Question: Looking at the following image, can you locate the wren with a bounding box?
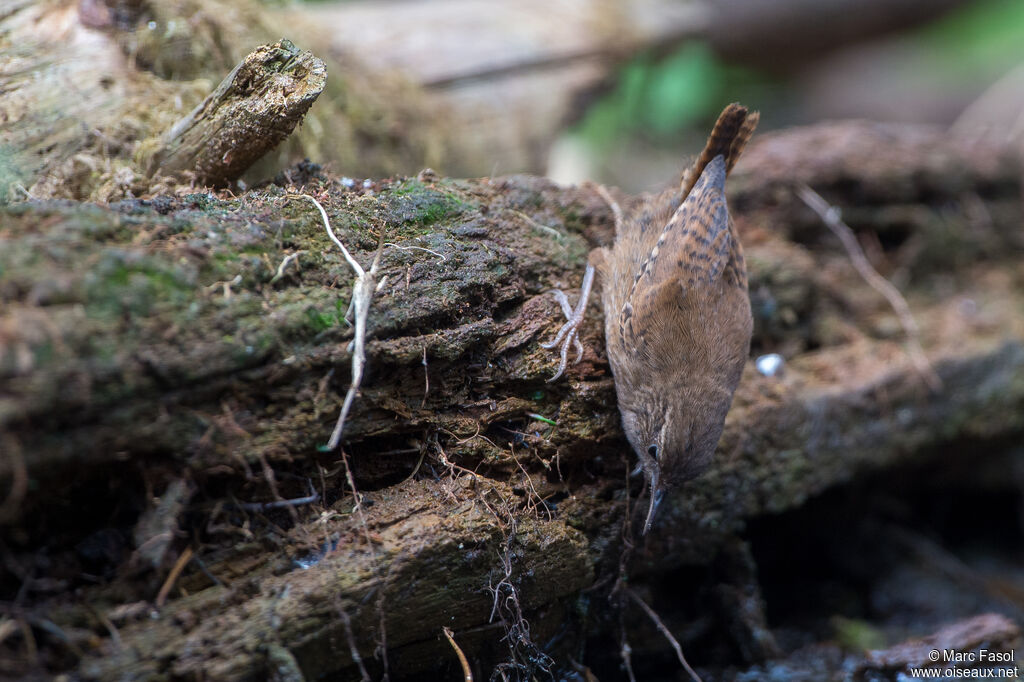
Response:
[543,103,759,533]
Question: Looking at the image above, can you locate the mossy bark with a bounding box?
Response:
[1,122,1022,680]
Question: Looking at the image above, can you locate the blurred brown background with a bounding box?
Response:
[304,0,1024,189]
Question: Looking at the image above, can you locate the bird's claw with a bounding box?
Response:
[540,264,596,382]
[541,312,584,382]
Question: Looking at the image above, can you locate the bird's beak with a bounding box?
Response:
[641,465,663,535]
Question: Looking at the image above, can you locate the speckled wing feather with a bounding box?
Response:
[589,103,758,373]
[617,156,730,354]
[627,155,729,300]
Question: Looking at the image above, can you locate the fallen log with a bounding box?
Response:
[0,121,1022,679]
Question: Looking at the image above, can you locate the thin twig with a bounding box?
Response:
[623,585,703,682]
[383,242,446,261]
[421,345,430,407]
[192,554,226,587]
[239,481,319,511]
[592,184,623,230]
[19,618,37,664]
[205,274,242,300]
[294,193,384,449]
[615,461,639,682]
[443,627,474,682]
[300,193,364,276]
[796,184,941,391]
[0,618,16,646]
[35,617,84,657]
[337,604,372,682]
[155,547,194,608]
[513,210,566,244]
[399,447,428,486]
[620,623,637,682]
[508,446,552,522]
[377,563,392,682]
[257,453,300,527]
[434,438,484,479]
[83,602,122,650]
[269,250,307,284]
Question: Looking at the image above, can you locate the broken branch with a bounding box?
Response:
[152,39,326,185]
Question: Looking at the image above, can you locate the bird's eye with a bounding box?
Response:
[647,444,658,459]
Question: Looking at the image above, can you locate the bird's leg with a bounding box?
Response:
[541,262,595,382]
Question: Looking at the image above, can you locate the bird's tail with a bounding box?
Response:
[680,102,759,199]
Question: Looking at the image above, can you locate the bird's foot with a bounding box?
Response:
[540,264,595,382]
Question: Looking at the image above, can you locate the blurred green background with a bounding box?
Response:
[550,0,1024,190]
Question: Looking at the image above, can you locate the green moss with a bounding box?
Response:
[387,179,469,229]
[84,253,195,318]
[832,616,887,652]
[390,179,428,197]
[419,201,455,224]
[304,297,349,332]
[182,193,223,210]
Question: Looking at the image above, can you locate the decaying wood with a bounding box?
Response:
[859,613,1022,677]
[1,122,1022,679]
[0,0,460,202]
[150,40,326,186]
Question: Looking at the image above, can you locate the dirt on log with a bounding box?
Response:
[0,122,1022,679]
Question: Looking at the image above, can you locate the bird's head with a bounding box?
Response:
[618,371,739,534]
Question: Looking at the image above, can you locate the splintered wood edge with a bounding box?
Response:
[153,39,327,185]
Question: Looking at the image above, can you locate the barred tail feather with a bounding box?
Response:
[681,103,759,199]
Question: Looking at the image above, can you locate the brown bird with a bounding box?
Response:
[543,103,759,533]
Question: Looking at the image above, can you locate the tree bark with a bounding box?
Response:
[1,122,1022,680]
[150,40,326,186]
